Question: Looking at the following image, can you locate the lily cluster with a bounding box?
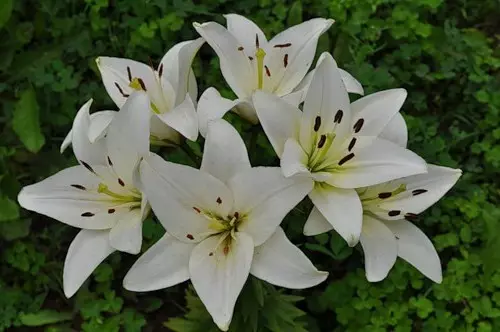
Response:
[17,14,461,331]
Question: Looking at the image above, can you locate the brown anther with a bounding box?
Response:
[71,184,86,190]
[353,118,365,133]
[223,245,229,256]
[274,43,292,48]
[378,192,392,199]
[118,178,125,187]
[107,156,113,166]
[248,56,254,61]
[348,137,357,152]
[412,189,428,196]
[334,110,344,124]
[388,210,401,217]
[209,252,214,256]
[138,78,147,91]
[158,63,164,77]
[265,65,271,77]
[404,213,419,221]
[186,234,194,240]
[338,153,355,166]
[127,66,132,81]
[216,197,222,204]
[234,212,239,219]
[238,46,244,51]
[317,135,327,148]
[255,34,260,48]
[108,209,116,214]
[283,54,289,68]
[193,207,201,213]
[81,212,95,217]
[114,82,129,97]
[80,160,95,174]
[314,116,321,132]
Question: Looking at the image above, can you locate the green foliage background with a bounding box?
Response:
[1,0,499,331]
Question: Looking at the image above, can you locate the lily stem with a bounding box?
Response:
[179,141,201,168]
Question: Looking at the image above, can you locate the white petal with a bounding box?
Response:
[384,219,442,283]
[88,110,116,143]
[193,21,254,99]
[108,209,143,254]
[124,233,194,291]
[228,167,313,245]
[60,130,73,153]
[309,185,362,246]
[155,95,198,141]
[280,90,304,107]
[233,101,259,124]
[106,92,151,186]
[379,112,408,147]
[251,227,328,288]
[339,68,364,95]
[17,166,129,230]
[96,56,156,108]
[159,38,205,106]
[265,18,334,95]
[224,14,267,54]
[350,89,407,137]
[360,215,398,282]
[252,90,301,157]
[149,114,181,144]
[329,138,428,189]
[377,164,461,216]
[201,119,251,183]
[300,53,351,152]
[281,138,310,177]
[190,232,253,331]
[303,207,334,236]
[197,88,241,138]
[71,99,106,166]
[139,153,233,242]
[63,229,115,297]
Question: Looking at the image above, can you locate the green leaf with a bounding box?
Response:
[19,310,73,326]
[12,88,45,153]
[287,1,303,26]
[0,0,12,30]
[0,218,30,240]
[0,195,19,222]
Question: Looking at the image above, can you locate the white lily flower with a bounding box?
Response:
[303,110,462,282]
[194,14,364,137]
[18,92,151,298]
[96,38,204,143]
[124,119,326,331]
[253,52,428,246]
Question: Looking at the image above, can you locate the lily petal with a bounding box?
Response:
[379,112,408,147]
[228,167,313,245]
[96,57,156,108]
[376,165,461,217]
[309,184,362,246]
[197,88,242,138]
[201,119,251,183]
[281,138,310,177]
[253,90,301,157]
[300,53,351,153]
[329,138,427,189]
[159,38,205,106]
[360,215,398,282]
[106,92,151,186]
[108,209,143,254]
[155,95,198,141]
[224,14,267,55]
[190,232,254,331]
[384,219,442,283]
[71,99,106,166]
[63,229,115,297]
[303,207,334,236]
[17,166,128,230]
[350,89,407,137]
[124,233,194,291]
[251,227,328,288]
[139,153,233,243]
[88,110,116,143]
[194,21,254,99]
[265,18,334,96]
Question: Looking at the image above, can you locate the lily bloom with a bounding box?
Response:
[253,52,428,246]
[194,14,363,137]
[18,92,151,297]
[124,120,326,331]
[304,114,462,282]
[96,38,204,144]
